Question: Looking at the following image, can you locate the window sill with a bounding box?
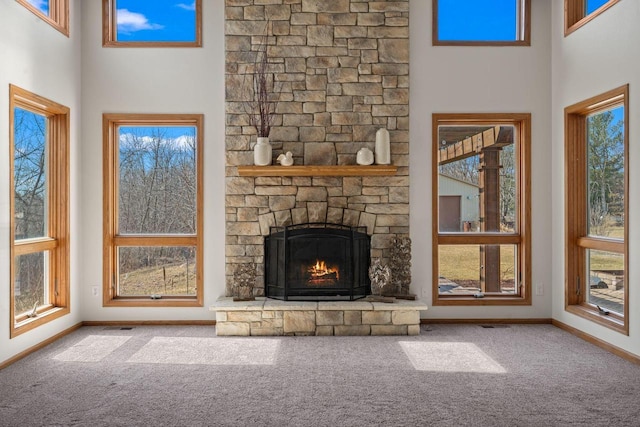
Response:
[433,295,531,306]
[12,307,70,338]
[104,297,203,308]
[566,304,628,335]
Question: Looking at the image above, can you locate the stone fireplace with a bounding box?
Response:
[265,223,370,300]
[225,0,410,297]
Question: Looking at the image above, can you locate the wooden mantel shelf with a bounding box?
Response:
[237,165,398,177]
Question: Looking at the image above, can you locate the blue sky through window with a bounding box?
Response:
[438,0,518,42]
[116,0,197,42]
[611,106,624,125]
[594,106,624,131]
[587,0,610,15]
[26,0,49,15]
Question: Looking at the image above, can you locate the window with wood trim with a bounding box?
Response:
[432,114,531,306]
[102,0,202,47]
[10,85,70,338]
[16,0,69,36]
[103,114,203,307]
[565,0,620,36]
[565,85,628,334]
[433,0,530,46]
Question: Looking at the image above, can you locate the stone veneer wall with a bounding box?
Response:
[212,298,426,336]
[225,0,410,296]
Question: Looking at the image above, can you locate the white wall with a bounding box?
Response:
[79,0,226,321]
[410,0,553,319]
[0,1,82,364]
[551,1,640,355]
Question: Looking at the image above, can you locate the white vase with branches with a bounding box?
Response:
[244,22,279,166]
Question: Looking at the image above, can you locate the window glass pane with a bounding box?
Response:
[437,0,519,42]
[438,244,517,295]
[115,0,197,42]
[587,106,624,239]
[587,249,624,315]
[438,126,516,233]
[26,0,49,15]
[14,251,49,316]
[118,126,197,234]
[586,0,610,15]
[14,107,48,240]
[117,247,196,296]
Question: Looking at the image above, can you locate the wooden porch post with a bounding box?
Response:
[479,148,501,292]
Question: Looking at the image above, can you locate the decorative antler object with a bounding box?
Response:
[368,258,391,296]
[233,262,256,301]
[389,236,412,295]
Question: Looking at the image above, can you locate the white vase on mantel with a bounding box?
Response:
[375,128,390,165]
[254,137,272,166]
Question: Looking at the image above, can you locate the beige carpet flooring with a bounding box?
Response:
[1,324,639,426]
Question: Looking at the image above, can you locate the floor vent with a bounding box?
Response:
[479,325,510,329]
[103,326,134,331]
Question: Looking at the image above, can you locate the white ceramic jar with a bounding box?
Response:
[254,137,272,166]
[356,147,374,165]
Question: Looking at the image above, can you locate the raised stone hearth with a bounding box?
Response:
[210,298,427,336]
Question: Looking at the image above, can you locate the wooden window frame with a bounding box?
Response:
[565,0,620,36]
[103,114,204,307]
[432,0,531,47]
[432,113,532,306]
[16,0,69,37]
[565,85,629,335]
[9,85,70,338]
[102,0,202,48]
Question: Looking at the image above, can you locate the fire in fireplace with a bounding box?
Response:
[307,259,339,284]
[264,223,371,301]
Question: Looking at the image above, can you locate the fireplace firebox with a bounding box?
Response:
[264,223,371,301]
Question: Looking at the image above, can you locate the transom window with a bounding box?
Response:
[565,85,628,334]
[16,0,69,36]
[565,0,620,36]
[102,0,202,47]
[432,113,531,305]
[10,85,70,337]
[103,114,204,307]
[432,0,530,46]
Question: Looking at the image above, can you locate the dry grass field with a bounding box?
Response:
[119,262,196,296]
[438,245,515,292]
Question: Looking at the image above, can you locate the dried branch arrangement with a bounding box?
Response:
[243,22,279,138]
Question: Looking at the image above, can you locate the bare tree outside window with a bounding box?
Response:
[13,108,48,315]
[115,126,198,297]
[14,108,47,241]
[118,127,197,235]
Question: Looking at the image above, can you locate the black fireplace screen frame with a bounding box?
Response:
[264,223,371,301]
